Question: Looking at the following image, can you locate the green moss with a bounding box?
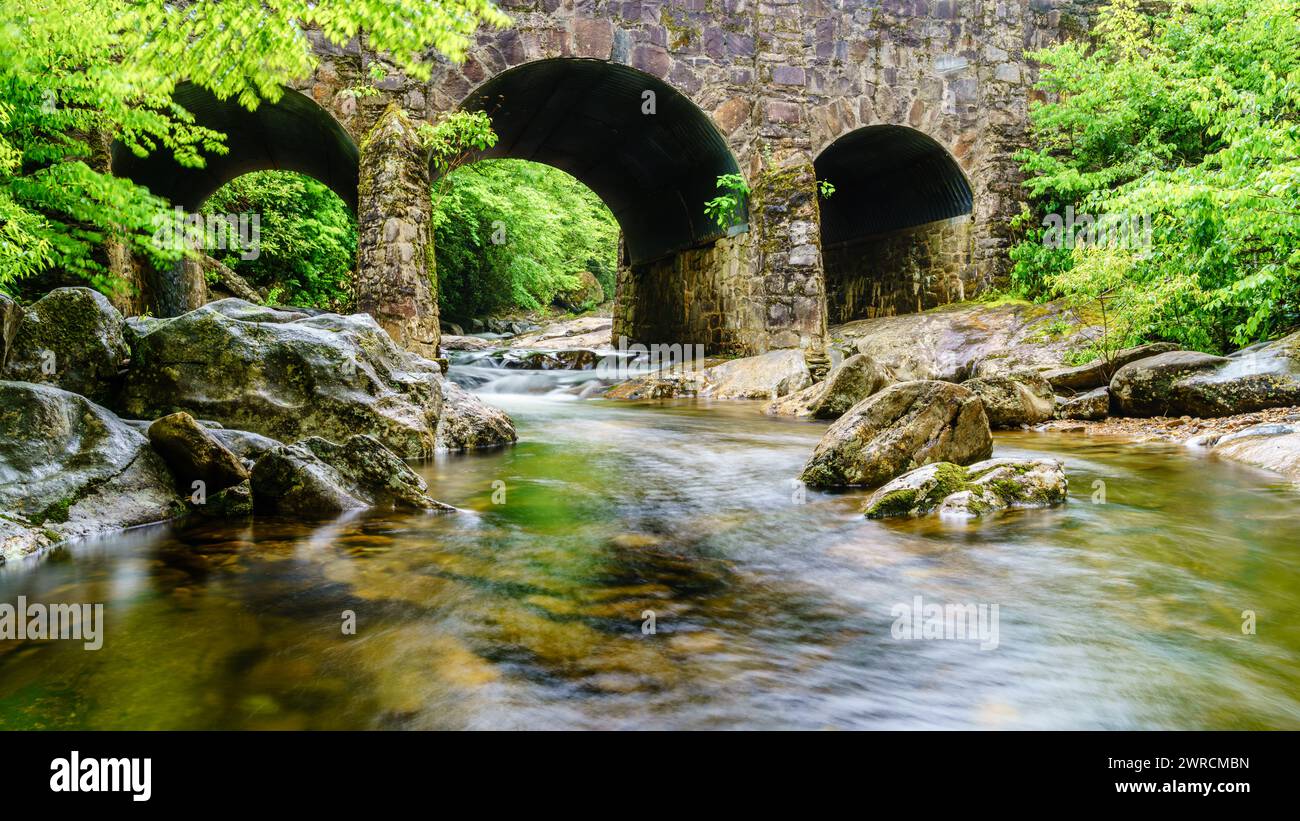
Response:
[865,487,919,519]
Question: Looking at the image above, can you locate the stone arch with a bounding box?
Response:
[456,57,744,265]
[813,124,974,323]
[112,83,359,212]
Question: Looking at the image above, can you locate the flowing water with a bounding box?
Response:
[2,358,1298,729]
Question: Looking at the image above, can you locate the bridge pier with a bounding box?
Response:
[354,104,440,358]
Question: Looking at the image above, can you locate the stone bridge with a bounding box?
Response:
[112,0,1096,357]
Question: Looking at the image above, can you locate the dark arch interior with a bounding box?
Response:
[112,84,359,212]
[460,58,743,265]
[814,125,972,247]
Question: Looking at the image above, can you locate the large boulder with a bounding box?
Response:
[1109,351,1228,417]
[1044,342,1182,393]
[437,381,517,451]
[552,271,605,311]
[764,353,894,418]
[799,380,993,488]
[837,301,1091,383]
[118,299,447,458]
[147,412,249,493]
[961,373,1056,428]
[3,287,129,404]
[700,349,811,400]
[1207,423,1300,483]
[1055,386,1110,421]
[507,316,613,350]
[865,458,1068,519]
[0,381,180,544]
[250,434,452,517]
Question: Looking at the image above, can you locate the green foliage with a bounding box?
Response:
[704,173,750,231]
[1011,0,1300,353]
[202,171,356,310]
[0,0,508,296]
[422,111,498,179]
[818,179,836,199]
[432,159,620,320]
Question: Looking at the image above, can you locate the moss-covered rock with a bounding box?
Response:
[0,381,180,547]
[553,271,606,311]
[865,457,1068,519]
[3,287,129,404]
[147,411,249,493]
[249,434,453,517]
[961,373,1055,428]
[799,380,992,488]
[437,381,517,451]
[118,299,446,457]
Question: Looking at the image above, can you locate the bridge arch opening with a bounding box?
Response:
[458,57,744,266]
[112,83,359,213]
[815,125,973,323]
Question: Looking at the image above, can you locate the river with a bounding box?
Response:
[1,358,1297,729]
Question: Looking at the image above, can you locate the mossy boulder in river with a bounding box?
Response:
[147,412,249,494]
[118,299,446,458]
[961,373,1056,428]
[865,458,1068,519]
[799,380,993,488]
[250,434,453,517]
[1108,341,1300,418]
[766,353,894,418]
[0,381,180,550]
[437,381,518,451]
[2,287,129,405]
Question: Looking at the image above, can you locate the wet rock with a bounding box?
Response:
[1044,342,1182,393]
[3,287,129,404]
[440,334,499,352]
[552,271,605,310]
[436,381,517,451]
[504,349,601,370]
[198,482,255,518]
[147,412,249,493]
[799,380,993,488]
[604,374,701,400]
[118,299,445,457]
[250,434,452,517]
[208,428,283,462]
[700,349,811,400]
[1107,350,1257,417]
[837,301,1091,383]
[764,353,894,418]
[865,458,1068,519]
[1209,423,1300,483]
[0,381,181,544]
[1,513,55,565]
[961,373,1055,428]
[507,316,613,350]
[1055,386,1110,421]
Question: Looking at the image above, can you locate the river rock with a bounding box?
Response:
[1208,423,1300,483]
[208,428,283,462]
[961,373,1056,428]
[837,301,1091,383]
[250,434,452,517]
[764,353,894,418]
[1,513,55,565]
[1044,342,1182,393]
[508,316,613,350]
[1055,386,1110,421]
[147,412,249,493]
[437,381,517,451]
[864,458,1068,519]
[799,380,993,488]
[118,299,446,457]
[0,381,180,544]
[553,271,605,310]
[1106,347,1300,418]
[2,287,129,405]
[604,373,701,400]
[700,349,811,400]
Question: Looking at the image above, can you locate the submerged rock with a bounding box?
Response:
[147,412,249,493]
[437,381,517,451]
[3,287,129,404]
[0,381,180,545]
[865,458,1068,519]
[1055,386,1110,421]
[118,299,445,457]
[961,373,1056,428]
[799,380,993,488]
[250,434,452,517]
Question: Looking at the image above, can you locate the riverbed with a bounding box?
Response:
[1,363,1297,729]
